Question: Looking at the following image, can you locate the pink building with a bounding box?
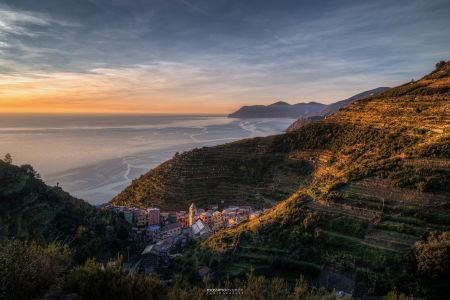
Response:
[147,207,160,225]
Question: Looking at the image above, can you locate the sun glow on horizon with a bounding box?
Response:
[0,66,248,114]
[0,66,353,114]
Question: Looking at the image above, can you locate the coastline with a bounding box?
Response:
[42,117,295,204]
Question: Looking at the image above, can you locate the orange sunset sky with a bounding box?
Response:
[1,1,449,114]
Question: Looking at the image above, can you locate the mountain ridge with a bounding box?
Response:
[228,87,389,118]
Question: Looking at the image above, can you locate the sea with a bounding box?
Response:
[0,114,295,205]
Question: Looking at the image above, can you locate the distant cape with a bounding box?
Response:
[228,87,389,119]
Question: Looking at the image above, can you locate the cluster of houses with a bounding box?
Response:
[179,203,262,235]
[106,203,262,274]
[107,203,262,242]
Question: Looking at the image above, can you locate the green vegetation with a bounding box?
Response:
[414,232,450,295]
[198,62,450,298]
[0,240,348,300]
[0,160,130,263]
[112,137,314,210]
[1,61,449,298]
[0,240,70,300]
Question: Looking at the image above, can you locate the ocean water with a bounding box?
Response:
[0,114,295,204]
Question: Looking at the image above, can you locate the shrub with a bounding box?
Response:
[0,240,71,300]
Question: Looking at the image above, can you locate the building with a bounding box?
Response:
[176,211,189,228]
[159,222,182,239]
[145,225,160,240]
[168,211,177,223]
[139,238,172,274]
[227,218,237,226]
[191,219,212,240]
[160,212,169,223]
[234,212,248,223]
[123,210,133,224]
[134,210,148,227]
[199,211,213,227]
[147,207,160,225]
[222,206,239,214]
[208,204,218,211]
[212,211,223,231]
[189,203,197,226]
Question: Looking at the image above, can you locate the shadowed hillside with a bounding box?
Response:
[0,160,130,262]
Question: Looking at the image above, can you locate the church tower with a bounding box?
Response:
[189,202,197,227]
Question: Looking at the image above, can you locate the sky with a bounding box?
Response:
[0,0,449,114]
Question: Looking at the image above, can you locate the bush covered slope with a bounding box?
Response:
[0,161,129,262]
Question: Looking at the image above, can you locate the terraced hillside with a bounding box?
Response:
[111,62,449,296]
[112,137,314,210]
[199,62,450,297]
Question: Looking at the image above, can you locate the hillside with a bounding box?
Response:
[228,101,326,118]
[228,87,388,119]
[201,62,450,297]
[320,87,389,116]
[285,115,323,133]
[112,137,314,210]
[0,160,129,262]
[111,62,449,296]
[113,87,390,211]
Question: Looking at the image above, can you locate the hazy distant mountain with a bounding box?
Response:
[228,87,389,118]
[228,101,327,118]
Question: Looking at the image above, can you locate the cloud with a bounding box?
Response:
[0,0,449,113]
[0,8,53,36]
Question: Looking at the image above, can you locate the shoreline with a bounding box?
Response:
[44,118,295,205]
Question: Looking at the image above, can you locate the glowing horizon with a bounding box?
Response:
[1,0,449,114]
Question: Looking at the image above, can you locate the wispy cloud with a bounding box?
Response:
[0,9,52,36]
[0,0,449,113]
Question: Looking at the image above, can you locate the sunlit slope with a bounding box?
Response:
[112,136,314,211]
[202,62,450,296]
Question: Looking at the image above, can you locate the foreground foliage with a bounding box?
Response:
[0,240,352,300]
[0,160,130,263]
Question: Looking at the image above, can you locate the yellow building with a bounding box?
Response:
[189,203,197,227]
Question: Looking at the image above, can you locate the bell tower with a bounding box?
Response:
[189,202,197,226]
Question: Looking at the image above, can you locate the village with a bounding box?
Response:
[105,203,264,274]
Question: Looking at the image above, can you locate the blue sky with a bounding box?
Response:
[0,0,449,113]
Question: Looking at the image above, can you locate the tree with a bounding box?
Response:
[414,232,450,296]
[63,257,167,300]
[435,60,446,69]
[3,153,12,164]
[415,232,450,281]
[383,290,421,300]
[0,240,71,300]
[20,164,37,177]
